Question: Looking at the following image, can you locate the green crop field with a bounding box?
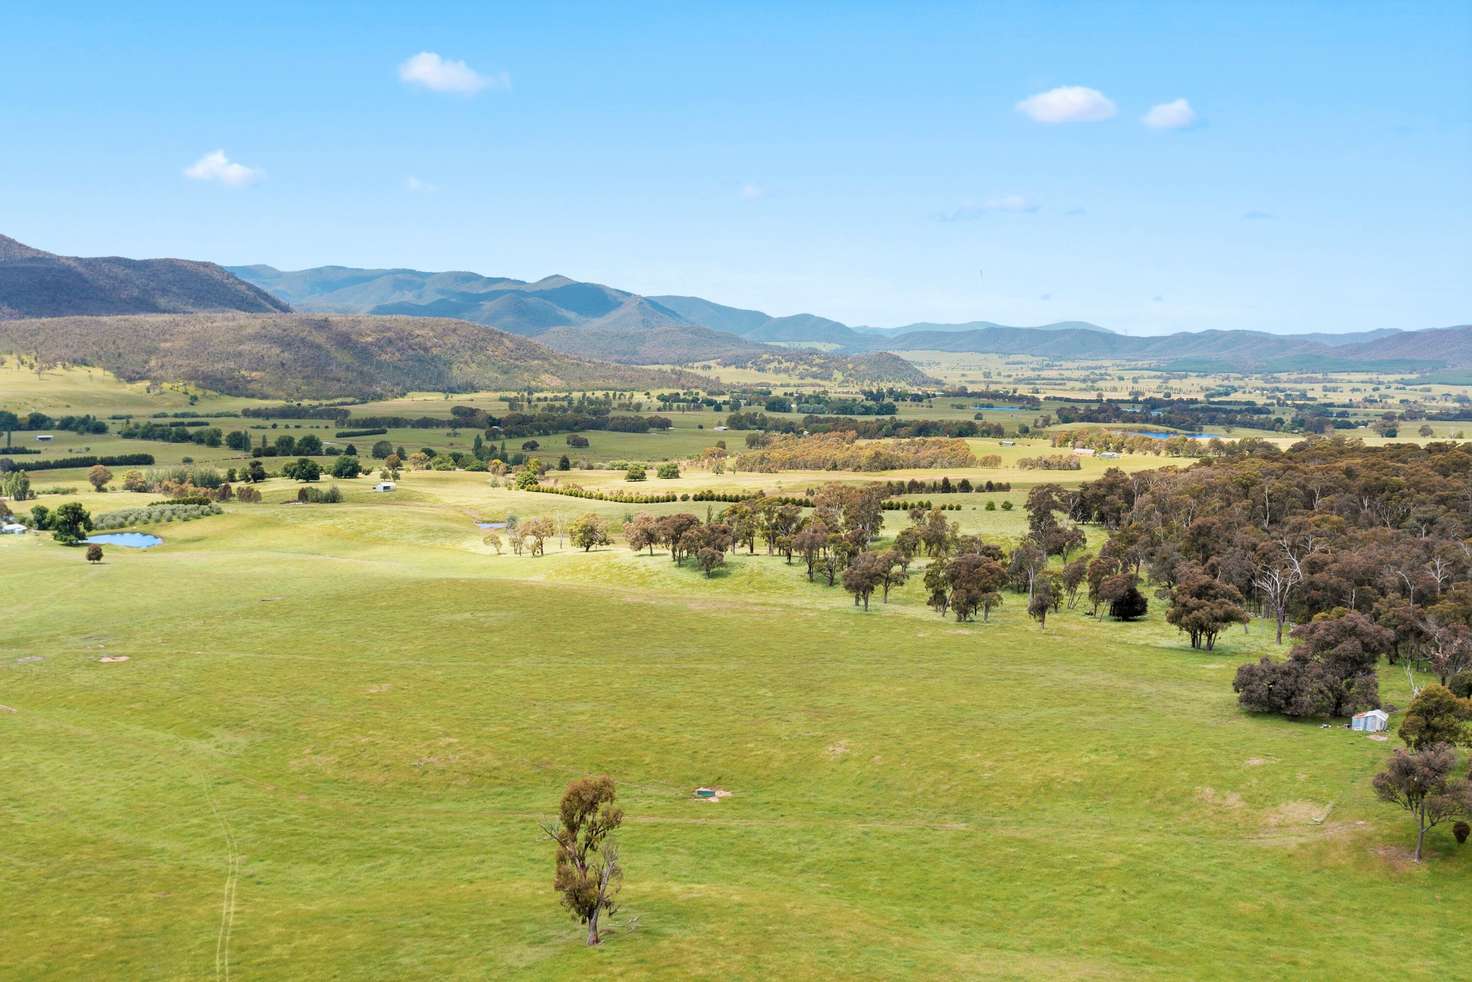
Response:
[5,460,1471,980]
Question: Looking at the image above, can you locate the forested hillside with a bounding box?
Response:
[0,313,699,399]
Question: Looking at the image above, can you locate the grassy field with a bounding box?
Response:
[5,464,1472,980]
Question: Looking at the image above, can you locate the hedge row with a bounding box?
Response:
[526,484,815,508]
[335,428,389,438]
[0,453,155,473]
[877,478,1014,495]
[529,485,681,504]
[880,500,963,511]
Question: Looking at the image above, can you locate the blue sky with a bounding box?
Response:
[2,1,1468,335]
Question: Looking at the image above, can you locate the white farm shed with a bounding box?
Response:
[373,481,396,492]
[2,522,28,535]
[1351,709,1389,733]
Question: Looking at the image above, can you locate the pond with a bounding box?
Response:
[85,532,163,549]
[475,522,508,530]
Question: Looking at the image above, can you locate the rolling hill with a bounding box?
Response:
[229,264,936,380]
[228,261,1470,374]
[0,235,289,319]
[0,313,699,400]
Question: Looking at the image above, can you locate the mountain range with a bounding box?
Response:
[0,235,1465,379]
[231,262,1469,372]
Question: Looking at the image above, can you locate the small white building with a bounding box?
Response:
[1351,709,1389,733]
[1098,451,1121,459]
[373,481,396,492]
[35,434,53,442]
[2,522,28,535]
[1000,439,1016,446]
[1072,447,1096,456]
[712,425,728,432]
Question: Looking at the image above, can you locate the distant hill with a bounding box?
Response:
[233,264,692,339]
[0,313,698,400]
[881,323,1472,371]
[0,235,289,319]
[233,264,933,382]
[230,261,1466,374]
[855,319,1118,337]
[714,350,938,386]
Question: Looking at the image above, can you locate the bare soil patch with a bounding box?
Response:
[1263,800,1331,826]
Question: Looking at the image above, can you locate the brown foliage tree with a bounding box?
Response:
[1372,745,1472,862]
[540,776,624,944]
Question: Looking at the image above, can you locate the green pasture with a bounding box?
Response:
[4,468,1470,980]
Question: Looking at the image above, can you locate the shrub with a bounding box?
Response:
[1448,671,1472,699]
[656,462,680,479]
[86,544,103,564]
[1455,821,1470,845]
[1109,586,1149,621]
[297,485,343,503]
[1000,500,1014,511]
[625,464,647,482]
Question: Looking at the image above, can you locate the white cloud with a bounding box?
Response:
[739,182,765,200]
[405,176,438,193]
[1242,210,1277,221]
[398,51,507,94]
[1142,98,1197,129]
[980,194,1039,213]
[1016,86,1117,123]
[936,194,1040,221]
[183,150,262,187]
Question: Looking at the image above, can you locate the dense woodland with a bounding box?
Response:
[1066,439,1472,715]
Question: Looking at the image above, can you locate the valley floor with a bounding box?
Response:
[4,472,1470,979]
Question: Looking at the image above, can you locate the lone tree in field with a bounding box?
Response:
[1372,745,1472,862]
[85,543,103,564]
[87,464,113,492]
[568,513,611,552]
[541,775,624,945]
